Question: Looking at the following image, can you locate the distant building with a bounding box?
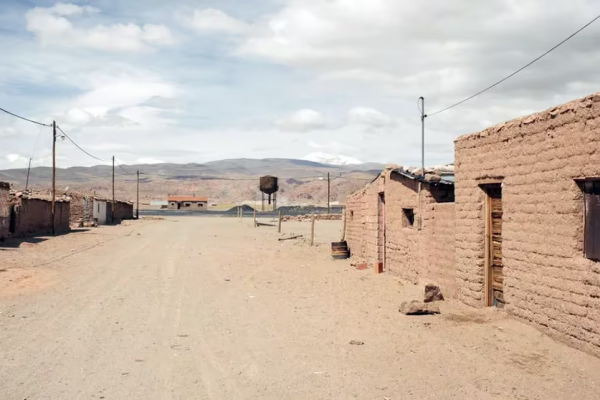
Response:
[168,195,208,210]
[150,200,168,209]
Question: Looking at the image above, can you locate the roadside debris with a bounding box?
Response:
[424,284,444,303]
[278,235,303,241]
[399,300,441,315]
[349,340,365,345]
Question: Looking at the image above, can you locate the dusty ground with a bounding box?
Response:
[1,216,599,399]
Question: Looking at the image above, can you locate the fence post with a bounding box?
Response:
[311,214,315,246]
[342,206,347,241]
[278,211,282,233]
[254,209,257,228]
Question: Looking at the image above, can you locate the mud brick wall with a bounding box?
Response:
[0,182,10,240]
[110,202,134,222]
[345,178,381,265]
[69,195,94,224]
[385,171,457,296]
[455,93,600,357]
[345,172,457,295]
[13,199,70,237]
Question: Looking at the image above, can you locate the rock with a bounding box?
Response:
[399,300,440,315]
[424,284,444,303]
[424,174,441,182]
[349,340,364,345]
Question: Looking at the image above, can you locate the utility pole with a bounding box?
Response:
[327,172,330,214]
[136,170,140,219]
[419,97,426,177]
[51,121,56,235]
[25,158,32,191]
[112,156,115,224]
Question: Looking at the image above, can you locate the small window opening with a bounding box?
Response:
[403,208,415,228]
[578,179,600,261]
[198,203,203,207]
[350,210,354,219]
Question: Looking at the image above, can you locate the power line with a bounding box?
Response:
[428,13,600,117]
[56,126,105,162]
[115,159,135,175]
[0,106,52,127]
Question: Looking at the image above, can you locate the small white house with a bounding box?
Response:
[93,199,108,225]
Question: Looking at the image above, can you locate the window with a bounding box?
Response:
[184,202,191,207]
[403,208,415,228]
[579,179,600,261]
[350,210,354,219]
[198,203,203,207]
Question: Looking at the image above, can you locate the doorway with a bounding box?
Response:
[377,193,386,273]
[482,184,503,307]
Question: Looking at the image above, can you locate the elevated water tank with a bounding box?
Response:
[260,176,279,195]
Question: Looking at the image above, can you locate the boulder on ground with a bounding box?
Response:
[399,300,440,315]
[424,284,444,303]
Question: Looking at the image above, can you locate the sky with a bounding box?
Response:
[1,0,599,169]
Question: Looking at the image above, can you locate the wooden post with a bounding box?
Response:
[254,209,257,228]
[278,211,282,233]
[342,206,347,241]
[136,170,140,219]
[51,121,56,235]
[311,214,315,246]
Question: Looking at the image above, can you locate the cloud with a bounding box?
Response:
[25,3,173,52]
[277,109,326,132]
[189,9,249,34]
[347,107,393,128]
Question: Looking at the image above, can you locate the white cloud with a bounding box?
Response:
[347,107,393,128]
[189,9,249,34]
[25,3,173,52]
[6,154,28,164]
[136,157,166,164]
[277,109,326,132]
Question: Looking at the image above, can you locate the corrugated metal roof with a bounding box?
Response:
[393,169,455,186]
[168,196,208,202]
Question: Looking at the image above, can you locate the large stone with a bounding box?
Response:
[399,300,440,315]
[424,284,444,303]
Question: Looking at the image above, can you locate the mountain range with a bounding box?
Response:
[0,158,384,207]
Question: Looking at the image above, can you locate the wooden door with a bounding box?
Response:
[484,184,503,307]
[377,193,386,273]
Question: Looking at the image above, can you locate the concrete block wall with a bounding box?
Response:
[455,92,600,357]
[0,182,10,240]
[13,199,70,237]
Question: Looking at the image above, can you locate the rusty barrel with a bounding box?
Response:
[331,241,349,260]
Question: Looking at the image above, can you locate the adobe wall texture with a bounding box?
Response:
[455,92,600,357]
[345,177,381,266]
[13,199,70,237]
[384,171,457,296]
[109,201,134,222]
[69,194,94,225]
[345,172,457,296]
[0,182,10,240]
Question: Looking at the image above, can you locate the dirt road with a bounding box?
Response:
[1,217,600,399]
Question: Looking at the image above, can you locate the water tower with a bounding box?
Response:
[259,176,279,211]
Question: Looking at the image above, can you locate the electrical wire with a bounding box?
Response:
[0,106,52,127]
[116,159,136,175]
[427,13,600,117]
[56,126,105,162]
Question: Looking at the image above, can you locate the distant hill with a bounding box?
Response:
[0,158,385,207]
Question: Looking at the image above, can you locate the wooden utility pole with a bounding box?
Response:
[136,170,140,219]
[51,121,56,235]
[25,158,32,191]
[278,211,282,233]
[342,206,347,241]
[311,214,315,246]
[112,156,115,223]
[327,172,330,214]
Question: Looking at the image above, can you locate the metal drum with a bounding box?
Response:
[331,241,350,260]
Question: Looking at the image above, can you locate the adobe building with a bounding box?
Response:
[345,166,457,294]
[168,195,208,210]
[9,194,70,237]
[454,92,600,357]
[345,91,600,357]
[92,198,134,225]
[0,181,10,240]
